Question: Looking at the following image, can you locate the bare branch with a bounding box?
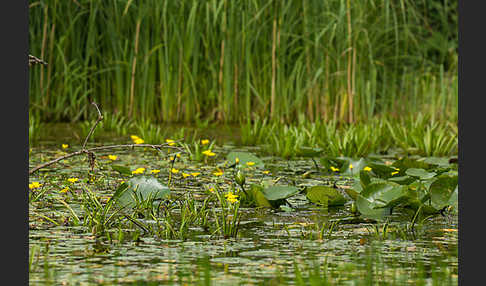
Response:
[29,143,183,175]
[82,102,104,150]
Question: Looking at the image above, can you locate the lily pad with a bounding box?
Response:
[420,157,450,167]
[111,165,132,176]
[226,151,265,169]
[306,186,347,207]
[296,147,324,157]
[359,182,409,210]
[112,176,170,209]
[356,195,392,220]
[393,157,430,171]
[388,175,417,185]
[246,184,272,208]
[340,157,369,175]
[262,185,300,201]
[429,175,458,210]
[405,168,436,180]
[367,162,397,179]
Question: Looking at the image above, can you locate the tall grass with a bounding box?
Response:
[241,115,457,157]
[29,0,457,124]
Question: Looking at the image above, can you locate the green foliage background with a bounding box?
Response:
[29,0,457,124]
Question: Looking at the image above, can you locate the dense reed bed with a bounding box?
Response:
[29,0,457,124]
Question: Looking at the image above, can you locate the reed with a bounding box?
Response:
[29,0,457,124]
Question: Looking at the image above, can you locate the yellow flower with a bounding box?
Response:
[213,169,223,176]
[132,167,145,174]
[330,166,340,172]
[391,171,399,176]
[263,170,270,175]
[182,173,191,178]
[29,182,42,190]
[171,168,179,174]
[202,150,216,157]
[191,172,201,177]
[130,135,144,144]
[201,139,210,145]
[363,166,372,172]
[60,187,69,193]
[165,139,176,146]
[134,138,144,144]
[349,164,354,169]
[235,157,240,164]
[151,169,161,174]
[61,144,69,149]
[225,192,239,203]
[67,178,79,183]
[246,161,255,166]
[208,187,215,193]
[108,155,118,161]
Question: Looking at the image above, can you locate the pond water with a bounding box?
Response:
[29,126,458,285]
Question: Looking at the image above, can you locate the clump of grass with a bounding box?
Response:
[240,115,457,158]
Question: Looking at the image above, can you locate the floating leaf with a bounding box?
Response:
[262,185,300,201]
[111,165,132,176]
[405,168,436,180]
[393,157,430,171]
[356,195,392,220]
[340,157,368,175]
[226,151,264,168]
[306,186,347,206]
[246,184,272,208]
[430,175,458,210]
[320,157,347,172]
[296,147,323,158]
[359,182,408,210]
[420,157,450,167]
[448,186,458,206]
[388,175,417,185]
[367,162,397,178]
[113,176,170,209]
[359,170,371,187]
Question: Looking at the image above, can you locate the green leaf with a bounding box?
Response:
[393,157,430,171]
[247,184,272,208]
[320,157,347,172]
[405,168,436,180]
[360,182,409,209]
[113,176,170,209]
[356,195,392,220]
[306,186,347,206]
[296,147,323,158]
[420,157,450,167]
[430,175,458,210]
[226,151,264,169]
[388,175,417,185]
[367,162,397,179]
[359,170,371,187]
[448,186,458,206]
[262,185,300,201]
[111,165,132,176]
[340,157,368,175]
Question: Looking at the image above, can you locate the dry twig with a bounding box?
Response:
[29,103,183,175]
